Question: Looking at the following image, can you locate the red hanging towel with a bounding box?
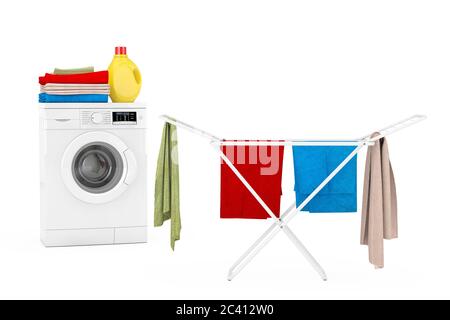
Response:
[39,71,109,85]
[220,141,284,219]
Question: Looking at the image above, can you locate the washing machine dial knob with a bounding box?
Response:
[91,112,104,124]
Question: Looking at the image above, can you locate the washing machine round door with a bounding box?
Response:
[61,132,137,204]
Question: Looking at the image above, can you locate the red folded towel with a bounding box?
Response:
[39,71,109,85]
[220,142,284,219]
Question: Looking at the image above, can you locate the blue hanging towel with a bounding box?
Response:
[292,146,357,213]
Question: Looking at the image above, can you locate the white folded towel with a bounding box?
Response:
[40,83,110,95]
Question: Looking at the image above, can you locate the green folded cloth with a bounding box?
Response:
[53,66,95,75]
[154,123,181,250]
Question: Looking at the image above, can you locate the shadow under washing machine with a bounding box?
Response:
[39,103,147,247]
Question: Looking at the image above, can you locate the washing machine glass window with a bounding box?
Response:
[72,142,124,194]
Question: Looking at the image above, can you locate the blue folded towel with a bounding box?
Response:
[292,146,357,213]
[39,93,108,103]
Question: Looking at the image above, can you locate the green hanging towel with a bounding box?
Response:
[154,123,181,250]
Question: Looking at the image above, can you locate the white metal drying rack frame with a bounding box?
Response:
[160,114,426,281]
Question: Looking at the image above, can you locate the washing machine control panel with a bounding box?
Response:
[91,112,105,124]
[112,112,137,125]
[80,110,144,128]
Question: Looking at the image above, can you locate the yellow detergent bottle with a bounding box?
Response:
[108,46,142,102]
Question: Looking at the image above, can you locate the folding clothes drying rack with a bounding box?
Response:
[160,114,426,281]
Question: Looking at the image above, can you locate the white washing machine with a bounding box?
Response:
[40,103,147,247]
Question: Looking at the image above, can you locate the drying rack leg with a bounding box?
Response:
[282,225,327,281]
[227,222,280,281]
[227,204,327,281]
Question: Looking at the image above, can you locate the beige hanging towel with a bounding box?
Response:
[360,133,398,268]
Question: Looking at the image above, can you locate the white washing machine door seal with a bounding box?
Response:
[61,131,137,204]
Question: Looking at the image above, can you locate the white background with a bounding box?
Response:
[0,0,448,299]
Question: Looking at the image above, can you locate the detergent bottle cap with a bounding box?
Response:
[115,46,127,55]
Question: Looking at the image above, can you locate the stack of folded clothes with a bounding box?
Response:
[39,67,110,103]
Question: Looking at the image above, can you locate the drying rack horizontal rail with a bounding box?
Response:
[160,114,427,147]
[214,140,373,146]
[361,114,426,141]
